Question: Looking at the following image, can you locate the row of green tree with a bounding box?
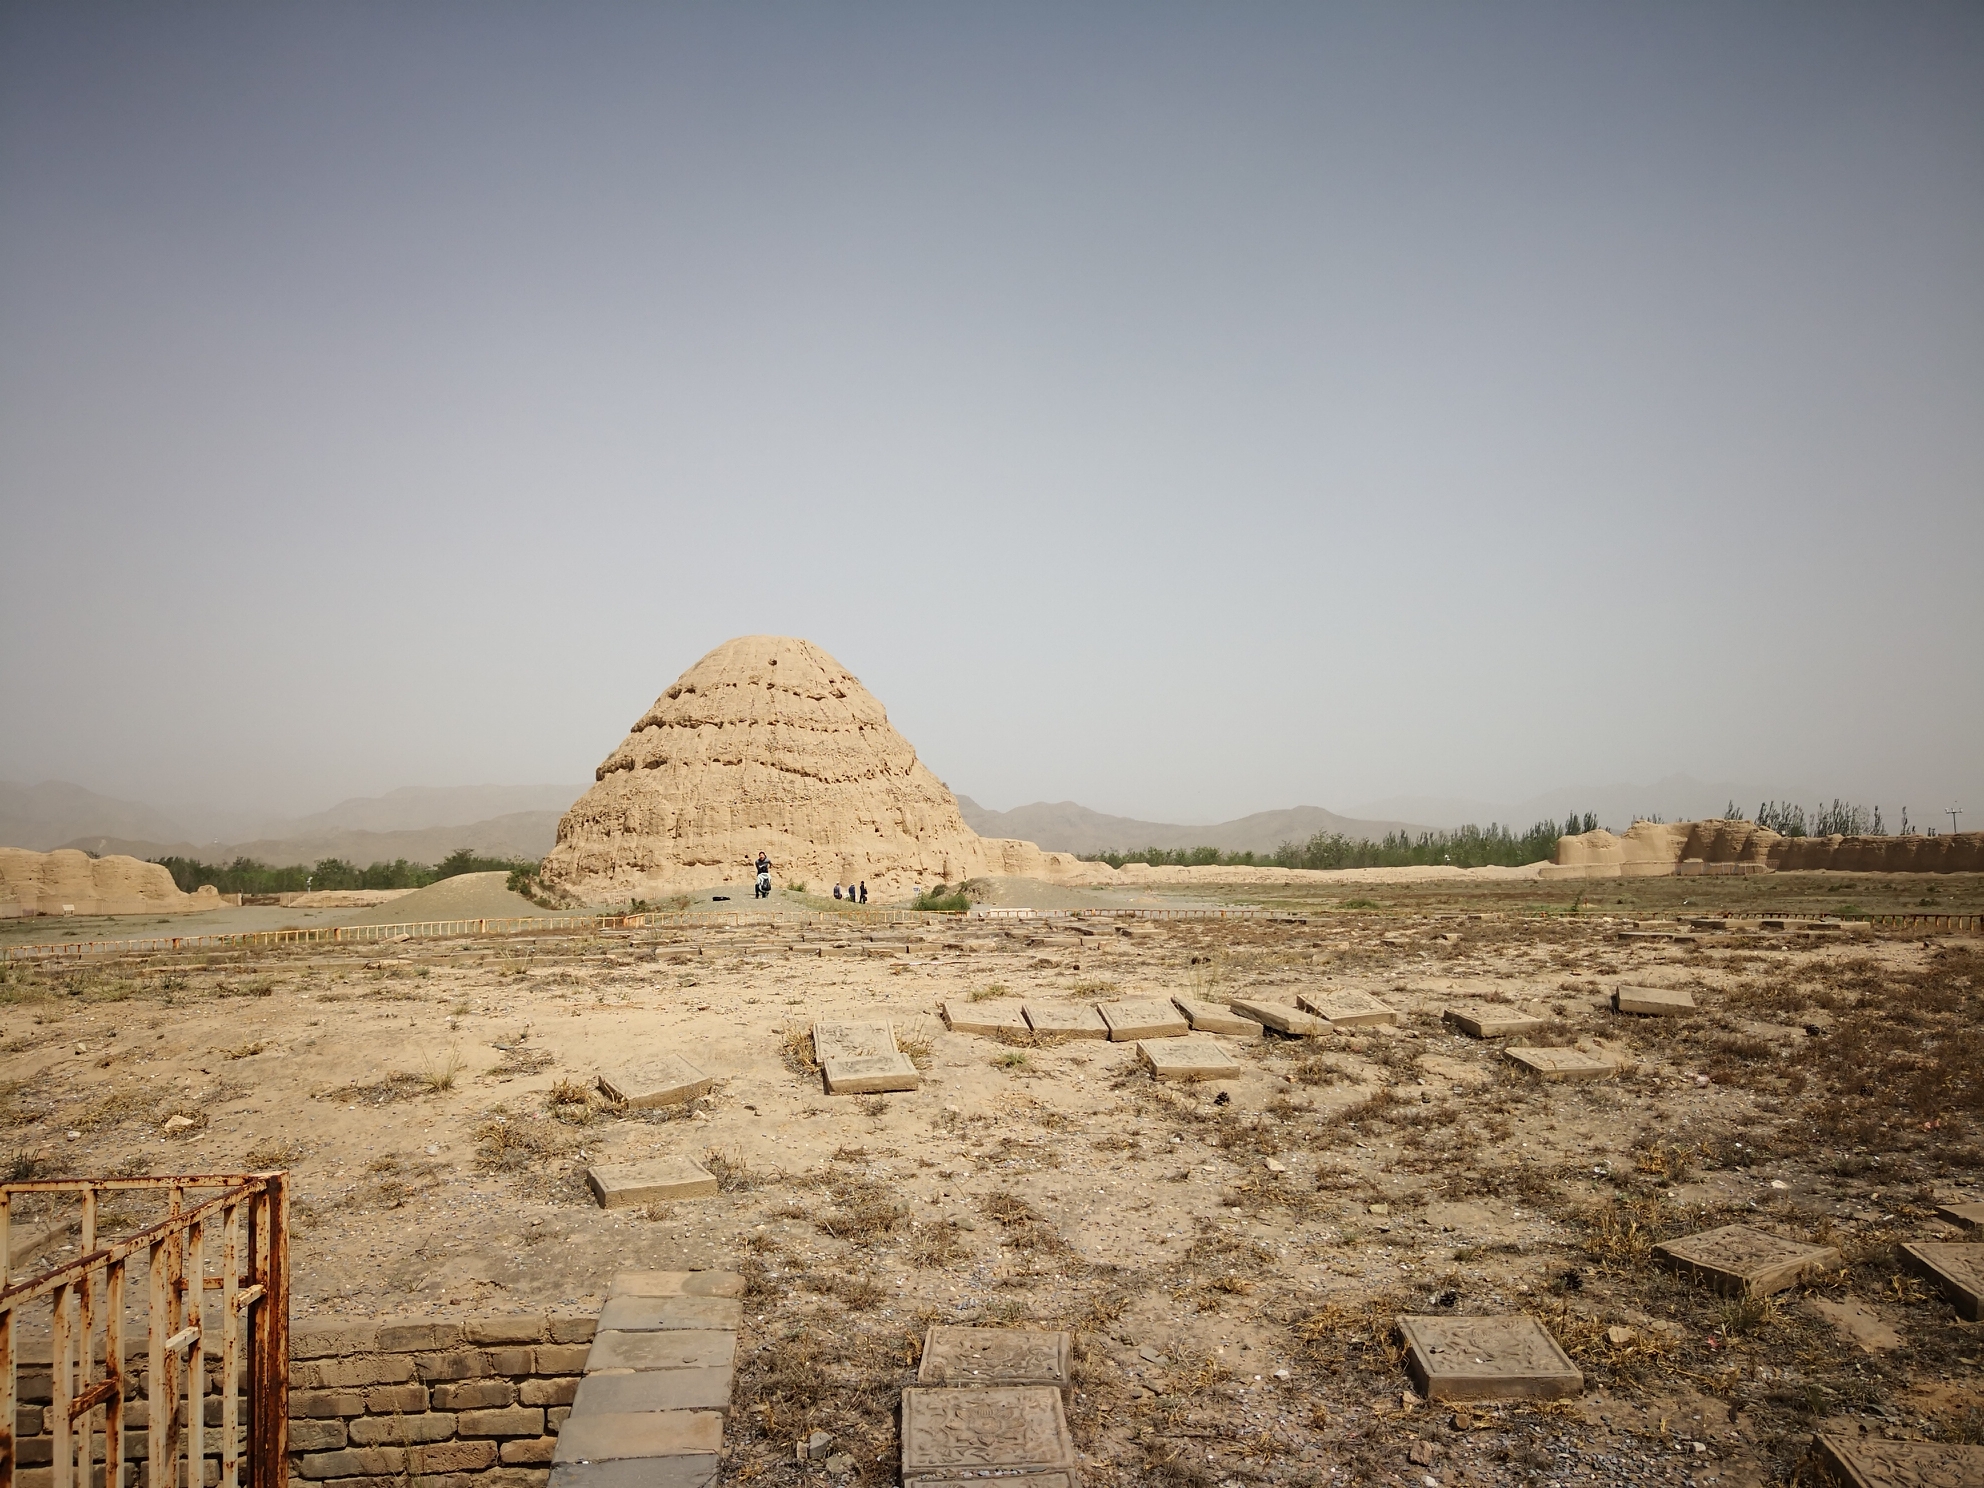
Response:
[154,847,541,895]
[1081,814,1599,871]
[1739,800,1885,837]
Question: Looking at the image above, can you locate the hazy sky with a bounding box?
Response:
[3,2,1979,826]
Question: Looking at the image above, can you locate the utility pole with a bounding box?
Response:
[1949,805,1964,835]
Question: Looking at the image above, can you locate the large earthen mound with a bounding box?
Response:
[540,637,1011,902]
[0,847,224,918]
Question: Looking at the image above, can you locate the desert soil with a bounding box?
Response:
[3,874,1980,1486]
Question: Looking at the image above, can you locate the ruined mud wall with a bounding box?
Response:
[0,846,225,918]
[10,1310,593,1488]
[1543,820,1984,879]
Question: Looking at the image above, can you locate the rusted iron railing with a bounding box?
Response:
[1,1173,289,1488]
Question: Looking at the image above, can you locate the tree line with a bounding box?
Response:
[154,847,540,895]
[1081,814,1599,871]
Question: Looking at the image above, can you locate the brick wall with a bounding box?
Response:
[12,1310,596,1488]
[288,1311,596,1488]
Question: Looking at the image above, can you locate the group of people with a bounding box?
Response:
[750,852,867,904]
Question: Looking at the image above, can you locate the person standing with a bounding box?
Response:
[858,881,868,904]
[833,883,843,900]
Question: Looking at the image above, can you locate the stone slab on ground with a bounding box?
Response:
[909,1477,1076,1488]
[1138,1036,1242,1082]
[549,1459,719,1488]
[608,1271,746,1299]
[917,1327,1073,1387]
[1022,1003,1109,1039]
[1295,989,1402,1027]
[1442,1005,1546,1039]
[1654,1224,1841,1297]
[900,1385,1078,1481]
[812,1020,897,1063]
[942,1000,1031,1036]
[585,1330,738,1373]
[1397,1315,1583,1402]
[571,1369,734,1416]
[597,1295,745,1333]
[1170,996,1265,1036]
[1611,985,1697,1017]
[1935,1201,1984,1231]
[821,1051,923,1094]
[1097,998,1189,1041]
[587,1158,719,1210]
[552,1410,723,1464]
[1810,1432,1984,1487]
[1227,998,1327,1036]
[597,1054,715,1109]
[1504,1047,1615,1081]
[1899,1242,1984,1321]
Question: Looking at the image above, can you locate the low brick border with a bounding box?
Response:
[10,1311,596,1488]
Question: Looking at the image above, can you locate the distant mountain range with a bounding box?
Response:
[954,798,1425,855]
[1,780,582,866]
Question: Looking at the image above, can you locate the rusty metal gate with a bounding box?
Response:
[1,1173,289,1488]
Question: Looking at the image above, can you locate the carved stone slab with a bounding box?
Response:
[1022,1003,1109,1039]
[1171,996,1264,1036]
[1396,1314,1583,1401]
[1811,1431,1984,1487]
[1504,1046,1615,1082]
[1098,999,1189,1041]
[1296,989,1401,1027]
[1899,1243,1984,1321]
[1935,1202,1984,1231]
[900,1386,1077,1480]
[917,1327,1073,1386]
[822,1052,922,1094]
[1612,985,1696,1017]
[1442,1006,1545,1039]
[597,1054,715,1108]
[1228,998,1327,1036]
[1138,1036,1242,1081]
[943,999,1031,1036]
[1654,1224,1841,1296]
[587,1157,719,1209]
[812,1020,897,1063]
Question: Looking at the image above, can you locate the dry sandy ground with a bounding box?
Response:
[3,885,1980,1486]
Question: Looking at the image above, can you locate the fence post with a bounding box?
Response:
[247,1173,289,1488]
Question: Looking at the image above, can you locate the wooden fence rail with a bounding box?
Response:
[1,906,967,966]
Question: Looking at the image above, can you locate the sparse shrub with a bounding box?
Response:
[421,1045,466,1092]
[913,883,971,912]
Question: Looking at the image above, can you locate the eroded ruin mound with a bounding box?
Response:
[0,847,224,918]
[539,636,1004,902]
[1544,819,1984,878]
